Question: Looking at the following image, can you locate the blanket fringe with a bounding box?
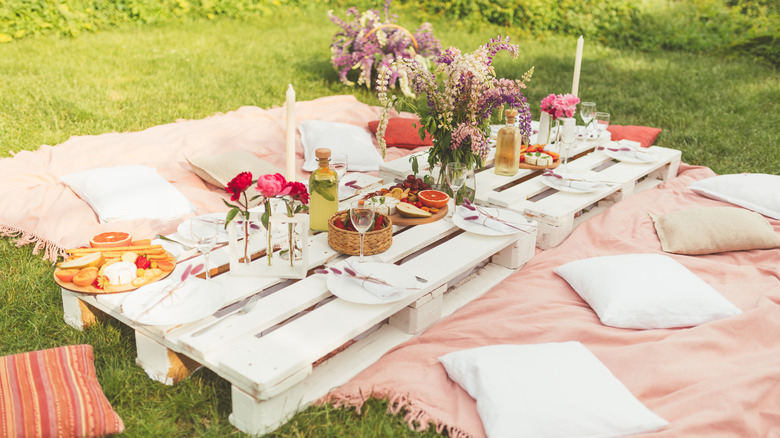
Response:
[322,387,474,438]
[1,225,65,263]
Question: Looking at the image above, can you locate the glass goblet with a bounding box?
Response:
[330,153,348,180]
[594,112,611,145]
[190,216,219,280]
[579,102,596,139]
[559,118,577,173]
[349,200,375,262]
[444,162,467,215]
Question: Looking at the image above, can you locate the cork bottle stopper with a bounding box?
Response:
[315,148,331,160]
[505,109,518,123]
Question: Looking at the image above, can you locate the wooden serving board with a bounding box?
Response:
[518,160,560,170]
[389,204,448,226]
[54,252,175,294]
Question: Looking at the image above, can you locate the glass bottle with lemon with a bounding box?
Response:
[308,148,339,231]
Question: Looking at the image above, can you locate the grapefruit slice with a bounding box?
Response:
[90,231,132,248]
[418,190,450,209]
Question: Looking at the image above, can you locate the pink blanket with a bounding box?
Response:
[326,164,780,437]
[0,95,424,261]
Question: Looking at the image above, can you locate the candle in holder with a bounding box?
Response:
[286,84,296,181]
[571,36,584,98]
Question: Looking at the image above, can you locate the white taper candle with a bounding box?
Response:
[285,84,296,181]
[571,36,584,98]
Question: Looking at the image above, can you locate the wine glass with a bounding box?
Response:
[444,162,467,215]
[349,200,375,262]
[579,102,596,139]
[190,216,219,280]
[331,153,349,199]
[559,118,577,173]
[594,112,611,144]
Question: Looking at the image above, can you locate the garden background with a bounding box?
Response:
[0,0,778,436]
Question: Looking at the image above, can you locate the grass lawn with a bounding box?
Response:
[0,3,778,437]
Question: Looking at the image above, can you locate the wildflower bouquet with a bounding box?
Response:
[328,0,441,95]
[376,36,534,173]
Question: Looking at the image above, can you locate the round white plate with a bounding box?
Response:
[326,262,416,305]
[452,207,535,236]
[177,213,229,244]
[121,278,225,326]
[539,174,608,194]
[602,147,657,164]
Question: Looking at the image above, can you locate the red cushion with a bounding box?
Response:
[0,345,125,438]
[368,118,433,149]
[607,125,662,148]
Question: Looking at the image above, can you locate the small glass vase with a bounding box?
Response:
[227,212,266,276]
[431,161,477,205]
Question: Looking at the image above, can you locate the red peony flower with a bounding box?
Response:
[256,173,291,198]
[226,172,253,202]
[286,181,309,205]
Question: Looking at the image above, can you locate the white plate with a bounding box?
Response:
[121,278,225,326]
[539,174,608,194]
[452,207,535,236]
[602,146,657,164]
[326,263,417,305]
[177,213,229,244]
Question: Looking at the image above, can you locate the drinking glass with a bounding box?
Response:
[330,153,348,180]
[444,162,467,215]
[349,200,375,262]
[190,216,219,280]
[579,102,596,139]
[594,112,611,143]
[559,118,577,173]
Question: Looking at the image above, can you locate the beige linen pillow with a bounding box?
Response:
[186,151,283,188]
[650,207,780,255]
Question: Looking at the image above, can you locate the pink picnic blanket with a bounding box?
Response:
[0,95,424,261]
[325,164,780,437]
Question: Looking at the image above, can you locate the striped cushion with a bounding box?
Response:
[0,344,124,438]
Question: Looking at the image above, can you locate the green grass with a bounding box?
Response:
[0,3,778,437]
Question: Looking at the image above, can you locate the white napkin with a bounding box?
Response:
[345,261,405,300]
[456,205,528,234]
[616,140,655,162]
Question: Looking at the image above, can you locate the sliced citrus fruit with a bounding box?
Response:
[418,190,450,209]
[90,231,132,248]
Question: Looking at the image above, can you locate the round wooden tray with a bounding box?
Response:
[54,252,175,294]
[518,160,560,170]
[390,204,448,226]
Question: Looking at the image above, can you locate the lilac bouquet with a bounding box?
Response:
[328,0,441,95]
[376,36,534,173]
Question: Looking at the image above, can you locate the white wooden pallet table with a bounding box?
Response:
[379,140,681,249]
[59,173,538,436]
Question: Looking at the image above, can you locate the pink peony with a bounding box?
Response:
[541,93,580,120]
[255,173,290,198]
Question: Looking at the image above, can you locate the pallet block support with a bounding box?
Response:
[61,289,100,330]
[389,284,446,334]
[135,331,201,385]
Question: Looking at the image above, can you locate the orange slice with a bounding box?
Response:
[418,190,450,209]
[89,231,132,248]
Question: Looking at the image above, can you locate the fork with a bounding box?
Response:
[190,294,261,337]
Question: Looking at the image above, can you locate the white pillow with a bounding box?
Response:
[439,342,668,438]
[298,120,382,172]
[554,254,741,329]
[688,173,780,220]
[186,150,282,188]
[61,165,195,223]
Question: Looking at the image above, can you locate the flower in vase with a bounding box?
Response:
[226,171,253,202]
[255,173,291,199]
[541,93,580,120]
[376,35,534,172]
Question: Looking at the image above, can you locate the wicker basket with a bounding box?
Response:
[327,210,392,256]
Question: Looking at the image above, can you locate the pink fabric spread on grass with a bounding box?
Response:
[0,95,425,261]
[324,164,780,437]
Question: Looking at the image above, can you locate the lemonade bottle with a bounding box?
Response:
[494,109,522,176]
[308,148,339,231]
